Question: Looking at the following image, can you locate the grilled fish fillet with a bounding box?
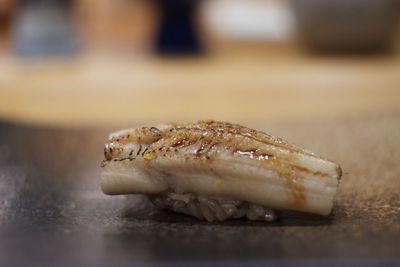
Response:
[100,120,342,221]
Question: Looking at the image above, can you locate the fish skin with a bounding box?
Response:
[100,120,342,216]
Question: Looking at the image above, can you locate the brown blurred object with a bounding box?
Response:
[0,0,14,23]
[0,0,14,51]
[292,0,400,52]
[75,0,156,54]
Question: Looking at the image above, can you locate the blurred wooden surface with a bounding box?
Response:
[0,44,400,127]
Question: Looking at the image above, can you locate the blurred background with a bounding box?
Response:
[0,0,400,127]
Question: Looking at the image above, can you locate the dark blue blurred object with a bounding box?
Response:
[12,0,77,57]
[155,0,202,55]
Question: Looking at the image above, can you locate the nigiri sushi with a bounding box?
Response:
[100,120,342,222]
